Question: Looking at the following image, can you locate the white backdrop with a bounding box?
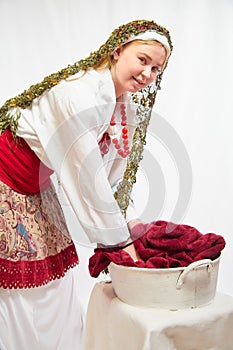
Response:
[0,0,232,309]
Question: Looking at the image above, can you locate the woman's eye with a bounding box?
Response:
[139,57,146,63]
[152,66,161,74]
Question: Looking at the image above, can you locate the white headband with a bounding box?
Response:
[125,31,171,56]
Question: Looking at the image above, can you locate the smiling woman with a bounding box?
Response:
[111,41,167,97]
[0,19,172,350]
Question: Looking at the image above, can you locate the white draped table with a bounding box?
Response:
[85,282,233,350]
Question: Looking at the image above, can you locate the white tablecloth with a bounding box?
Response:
[85,282,233,350]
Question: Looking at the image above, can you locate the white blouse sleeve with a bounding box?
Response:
[17,70,131,246]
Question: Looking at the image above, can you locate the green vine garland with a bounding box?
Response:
[0,20,172,136]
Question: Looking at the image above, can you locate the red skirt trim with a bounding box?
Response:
[0,244,79,289]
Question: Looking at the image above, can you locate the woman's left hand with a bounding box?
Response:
[123,242,142,262]
[124,218,144,261]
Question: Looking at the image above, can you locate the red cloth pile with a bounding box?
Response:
[89,221,226,277]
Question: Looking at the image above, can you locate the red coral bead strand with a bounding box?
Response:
[111,103,130,158]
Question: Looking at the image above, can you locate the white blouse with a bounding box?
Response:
[16,68,139,246]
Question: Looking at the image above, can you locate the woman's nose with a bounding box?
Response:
[142,66,151,79]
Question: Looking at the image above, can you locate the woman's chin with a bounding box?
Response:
[127,85,143,93]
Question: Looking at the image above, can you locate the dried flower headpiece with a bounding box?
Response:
[0,19,173,216]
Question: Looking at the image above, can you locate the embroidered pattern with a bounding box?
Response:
[0,180,79,288]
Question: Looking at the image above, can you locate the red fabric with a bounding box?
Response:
[0,244,79,289]
[0,128,54,194]
[89,220,226,277]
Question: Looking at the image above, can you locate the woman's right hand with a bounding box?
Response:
[123,242,142,262]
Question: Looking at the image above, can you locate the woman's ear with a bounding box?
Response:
[113,46,123,60]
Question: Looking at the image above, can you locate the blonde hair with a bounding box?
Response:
[91,39,169,73]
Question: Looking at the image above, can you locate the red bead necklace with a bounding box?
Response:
[98,103,130,158]
[110,103,130,158]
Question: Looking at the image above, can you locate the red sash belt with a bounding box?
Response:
[0,129,53,194]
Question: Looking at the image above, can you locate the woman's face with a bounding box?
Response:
[110,41,167,98]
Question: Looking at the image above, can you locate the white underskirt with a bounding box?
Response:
[0,266,85,350]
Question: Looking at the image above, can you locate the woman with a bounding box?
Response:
[0,20,172,349]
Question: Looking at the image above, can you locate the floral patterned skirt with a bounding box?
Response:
[0,180,79,289]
